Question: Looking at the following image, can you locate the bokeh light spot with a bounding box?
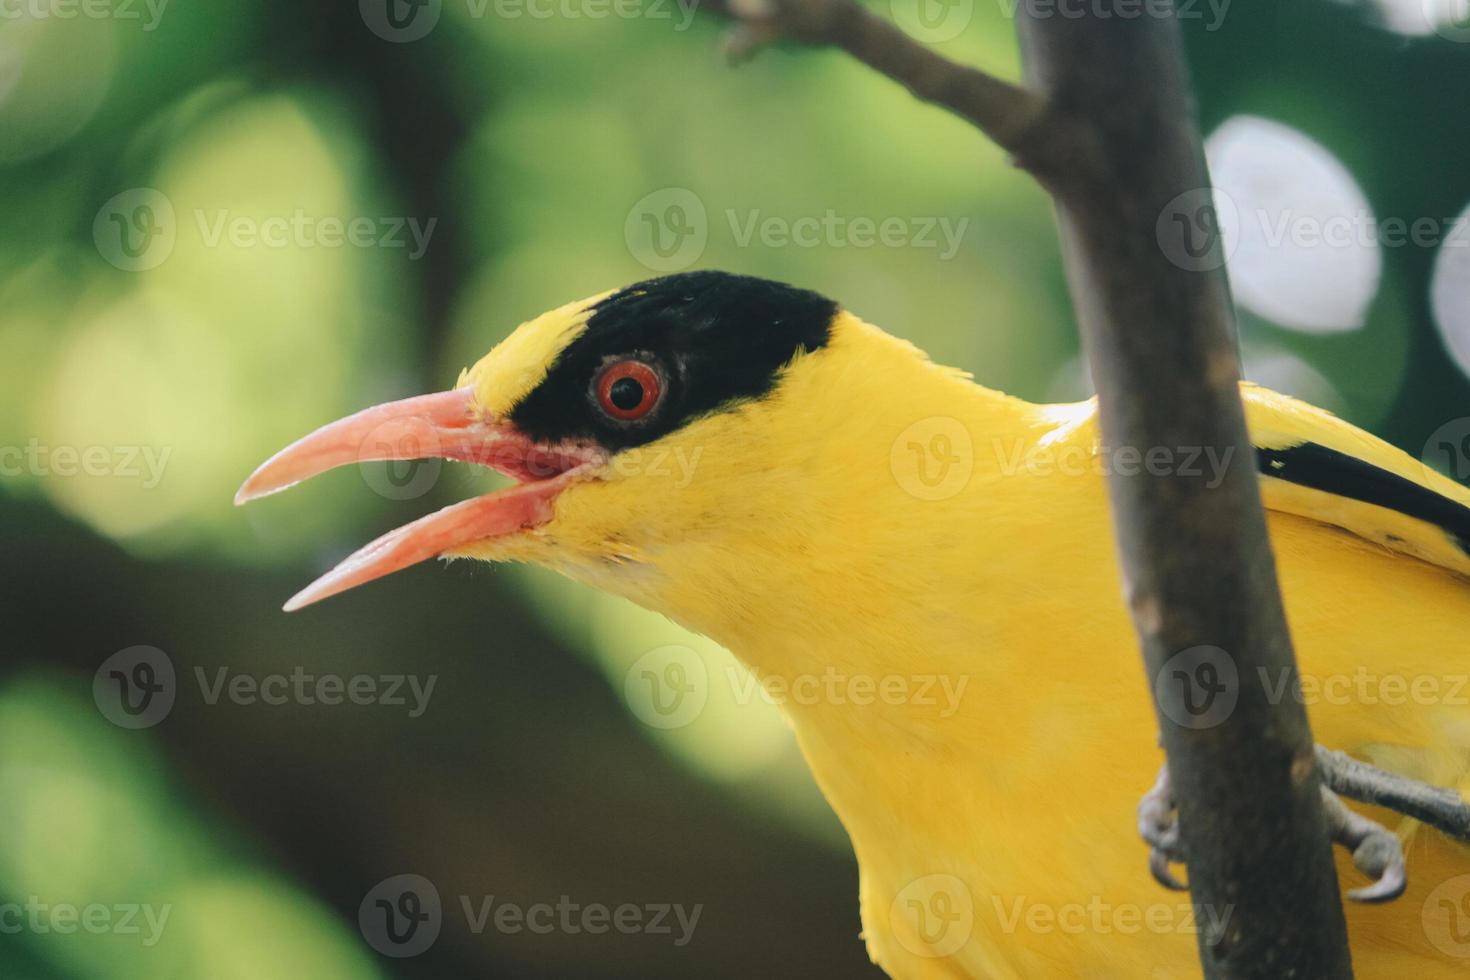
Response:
[1430,201,1470,379]
[1207,115,1381,334]
[1367,0,1470,38]
[0,14,115,163]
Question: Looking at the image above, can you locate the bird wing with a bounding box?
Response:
[1242,382,1470,580]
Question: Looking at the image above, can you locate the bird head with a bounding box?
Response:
[239,271,927,618]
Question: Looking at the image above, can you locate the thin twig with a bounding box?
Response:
[704,0,1050,156]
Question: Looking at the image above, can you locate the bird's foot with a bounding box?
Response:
[1317,785,1406,903]
[1137,766,1187,891]
[1136,759,1409,903]
[1315,745,1470,842]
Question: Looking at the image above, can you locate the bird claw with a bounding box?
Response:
[1320,786,1407,903]
[1135,762,1409,903]
[1137,766,1187,891]
[1148,845,1187,892]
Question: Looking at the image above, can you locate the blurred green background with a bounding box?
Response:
[3,0,1469,976]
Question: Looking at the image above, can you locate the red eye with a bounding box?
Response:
[595,359,663,421]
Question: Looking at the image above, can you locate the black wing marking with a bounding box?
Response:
[1256,443,1470,558]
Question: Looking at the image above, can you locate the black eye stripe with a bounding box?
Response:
[509,271,836,451]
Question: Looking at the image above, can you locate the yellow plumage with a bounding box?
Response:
[453,303,1470,978]
[243,273,1470,977]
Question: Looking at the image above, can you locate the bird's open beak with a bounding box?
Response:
[235,387,604,611]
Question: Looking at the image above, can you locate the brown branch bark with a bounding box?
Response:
[706,0,1049,154]
[701,0,1358,976]
[1014,9,1353,975]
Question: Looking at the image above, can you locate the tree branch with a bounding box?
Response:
[697,0,1362,975]
[1013,7,1354,976]
[706,0,1049,156]
[694,0,1470,967]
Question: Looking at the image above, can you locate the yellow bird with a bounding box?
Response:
[238,271,1470,978]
